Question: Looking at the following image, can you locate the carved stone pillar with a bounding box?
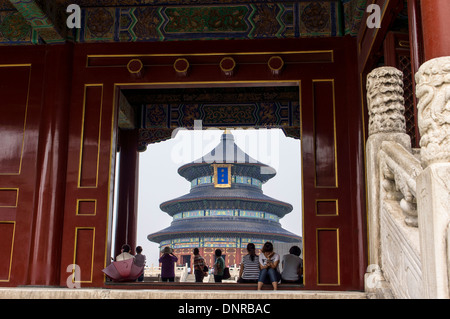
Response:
[365,67,411,267]
[415,57,450,166]
[415,56,450,299]
[366,67,406,135]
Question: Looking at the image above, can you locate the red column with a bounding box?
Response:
[28,45,72,285]
[421,0,450,61]
[408,0,424,147]
[114,129,139,257]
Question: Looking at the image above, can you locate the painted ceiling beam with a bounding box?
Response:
[8,0,66,43]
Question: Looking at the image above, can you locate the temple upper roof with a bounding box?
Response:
[178,132,277,183]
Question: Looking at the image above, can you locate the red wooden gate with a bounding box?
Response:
[57,38,366,290]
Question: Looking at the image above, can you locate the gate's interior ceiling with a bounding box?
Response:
[120,86,301,150]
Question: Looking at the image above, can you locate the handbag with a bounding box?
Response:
[223,267,231,279]
[203,265,208,272]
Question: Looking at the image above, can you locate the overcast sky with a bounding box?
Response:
[118,128,302,266]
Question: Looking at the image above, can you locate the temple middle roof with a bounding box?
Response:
[160,183,293,217]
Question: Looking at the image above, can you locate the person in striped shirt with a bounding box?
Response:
[193,248,207,282]
[238,243,260,283]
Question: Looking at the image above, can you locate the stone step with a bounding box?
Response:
[0,287,367,299]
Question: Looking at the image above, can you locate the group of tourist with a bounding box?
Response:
[239,242,303,290]
[159,241,303,290]
[116,241,303,289]
[159,246,228,283]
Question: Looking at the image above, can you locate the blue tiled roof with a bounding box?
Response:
[147,217,301,243]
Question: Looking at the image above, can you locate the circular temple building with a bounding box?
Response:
[147,131,301,268]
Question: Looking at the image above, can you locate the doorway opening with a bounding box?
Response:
[110,84,303,287]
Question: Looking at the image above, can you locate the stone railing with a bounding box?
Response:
[365,66,423,298]
[177,264,189,282]
[365,57,450,299]
[143,263,188,282]
[379,141,422,227]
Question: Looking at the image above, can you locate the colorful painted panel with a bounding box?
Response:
[342,0,368,36]
[299,1,342,37]
[203,237,238,248]
[164,6,249,34]
[182,210,204,218]
[172,238,200,243]
[171,237,200,248]
[8,0,65,43]
[0,11,38,44]
[251,178,262,188]
[240,238,266,249]
[173,209,282,221]
[239,210,264,219]
[197,176,213,185]
[234,176,262,188]
[191,175,262,188]
[209,209,234,217]
[264,212,280,222]
[160,240,171,246]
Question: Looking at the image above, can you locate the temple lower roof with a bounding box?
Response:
[147,217,301,243]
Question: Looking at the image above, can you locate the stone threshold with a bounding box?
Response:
[0,287,367,299]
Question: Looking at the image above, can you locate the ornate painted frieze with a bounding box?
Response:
[162,235,272,249]
[172,209,280,222]
[191,175,262,188]
[0,0,376,45]
[0,10,37,44]
[77,1,342,43]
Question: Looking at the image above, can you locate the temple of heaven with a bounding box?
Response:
[147,131,301,268]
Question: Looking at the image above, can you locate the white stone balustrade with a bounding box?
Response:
[365,57,450,299]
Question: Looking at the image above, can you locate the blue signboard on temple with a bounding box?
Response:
[214,164,231,188]
[217,167,229,184]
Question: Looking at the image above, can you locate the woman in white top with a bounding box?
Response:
[257,241,280,290]
[238,243,260,283]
